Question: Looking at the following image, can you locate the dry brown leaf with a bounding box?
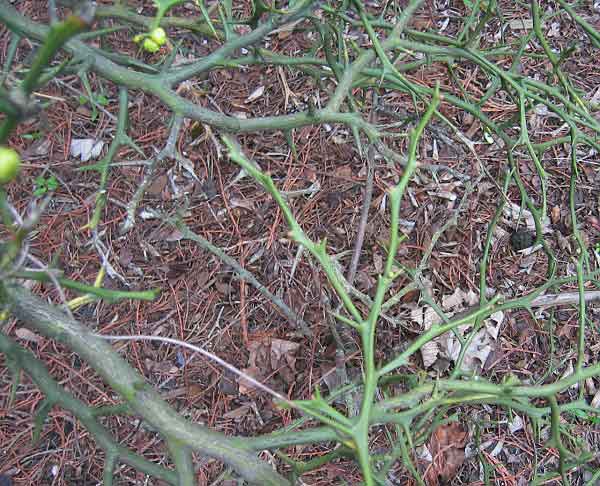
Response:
[270,338,300,370]
[421,340,439,369]
[411,306,442,368]
[424,423,468,486]
[246,85,265,102]
[147,174,167,196]
[442,288,466,311]
[15,327,43,344]
[229,197,255,211]
[551,205,561,225]
[223,404,252,419]
[239,337,300,394]
[239,366,263,395]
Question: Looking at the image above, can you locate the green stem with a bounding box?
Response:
[0,331,178,484]
[167,440,195,486]
[0,7,92,142]
[85,87,133,230]
[13,270,159,302]
[2,282,291,486]
[556,0,600,48]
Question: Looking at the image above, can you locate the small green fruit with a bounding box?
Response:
[0,146,21,184]
[150,27,167,46]
[142,38,160,53]
[133,33,144,44]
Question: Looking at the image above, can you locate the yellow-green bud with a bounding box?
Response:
[142,38,160,53]
[150,27,167,46]
[0,146,21,184]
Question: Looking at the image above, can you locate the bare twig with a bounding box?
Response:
[165,215,312,337]
[347,145,376,285]
[94,334,293,406]
[120,116,183,234]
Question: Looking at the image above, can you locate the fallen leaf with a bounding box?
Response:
[424,423,468,486]
[420,291,504,373]
[238,366,262,395]
[229,197,255,211]
[270,338,300,370]
[509,18,533,30]
[70,138,104,162]
[547,21,561,37]
[559,361,578,391]
[556,231,571,253]
[239,337,301,394]
[551,205,561,224]
[165,229,184,242]
[442,288,466,311]
[334,165,353,178]
[411,306,441,328]
[218,371,238,396]
[15,327,43,344]
[449,311,504,373]
[421,340,439,369]
[504,202,551,234]
[25,137,51,157]
[118,246,133,266]
[411,306,442,368]
[223,404,252,419]
[508,415,524,434]
[246,85,265,103]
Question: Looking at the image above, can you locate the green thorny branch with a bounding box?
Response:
[0,2,95,143]
[1,0,600,484]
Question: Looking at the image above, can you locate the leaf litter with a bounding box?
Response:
[70,138,104,162]
[423,422,468,486]
[239,337,300,395]
[411,287,504,372]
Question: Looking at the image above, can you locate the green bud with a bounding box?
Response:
[150,27,167,46]
[0,146,21,184]
[142,38,160,53]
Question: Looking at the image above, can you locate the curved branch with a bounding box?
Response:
[3,283,291,486]
[0,332,178,485]
[0,1,375,137]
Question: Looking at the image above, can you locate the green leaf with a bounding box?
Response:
[96,94,109,106]
[569,408,587,420]
[34,175,58,196]
[34,176,48,196]
[21,131,42,140]
[47,176,58,191]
